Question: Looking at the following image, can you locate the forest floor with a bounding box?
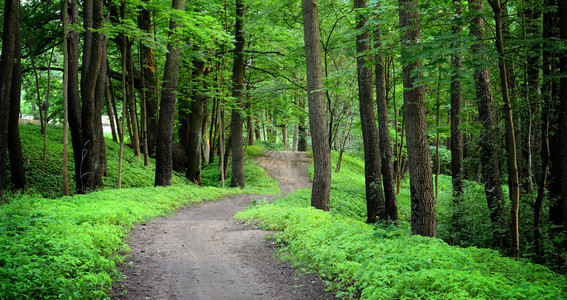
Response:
[111,151,335,300]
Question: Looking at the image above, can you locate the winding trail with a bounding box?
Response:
[111,151,334,299]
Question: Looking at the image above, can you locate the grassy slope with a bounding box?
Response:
[0,125,279,299]
[236,152,567,299]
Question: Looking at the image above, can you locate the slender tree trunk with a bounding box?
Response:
[451,0,464,199]
[247,114,255,146]
[302,0,332,211]
[139,0,158,157]
[140,42,150,167]
[105,80,118,142]
[7,10,25,191]
[108,72,122,140]
[95,36,108,181]
[298,98,308,152]
[558,0,567,238]
[186,60,206,185]
[62,0,70,196]
[435,74,442,202]
[374,18,398,222]
[355,0,385,223]
[282,122,290,151]
[535,105,550,257]
[489,0,521,259]
[230,0,246,188]
[127,44,141,158]
[155,0,185,187]
[399,0,436,237]
[470,0,507,237]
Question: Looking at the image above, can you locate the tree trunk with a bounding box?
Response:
[79,0,104,192]
[0,0,18,190]
[470,0,507,237]
[95,37,108,180]
[105,79,118,142]
[282,122,290,151]
[7,8,25,191]
[127,44,141,158]
[139,0,158,157]
[186,60,206,185]
[298,98,308,151]
[302,0,332,211]
[355,0,386,223]
[489,0,521,259]
[451,0,464,199]
[230,0,246,188]
[399,0,436,237]
[374,13,398,222]
[155,0,186,187]
[62,0,70,196]
[66,0,82,193]
[247,113,255,146]
[558,0,567,238]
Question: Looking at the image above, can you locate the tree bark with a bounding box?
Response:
[186,60,206,185]
[7,4,25,191]
[139,0,158,157]
[62,0,70,196]
[451,0,464,199]
[230,0,246,188]
[0,0,17,190]
[374,10,398,223]
[558,0,567,237]
[302,0,332,211]
[489,0,521,259]
[355,0,386,223]
[298,98,308,151]
[399,0,436,237]
[470,0,507,236]
[155,0,186,187]
[127,43,141,158]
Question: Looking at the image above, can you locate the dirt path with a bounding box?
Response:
[111,151,334,300]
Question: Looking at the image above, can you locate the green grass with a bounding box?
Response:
[236,151,567,299]
[15,124,186,198]
[0,185,236,299]
[1,124,280,298]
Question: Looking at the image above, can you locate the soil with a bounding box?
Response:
[111,151,335,300]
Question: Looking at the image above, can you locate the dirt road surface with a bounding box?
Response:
[111,151,335,300]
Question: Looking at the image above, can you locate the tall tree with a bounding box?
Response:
[155,0,186,187]
[230,0,247,188]
[186,60,207,185]
[374,8,398,223]
[399,0,436,237]
[558,0,567,236]
[302,0,332,211]
[139,0,159,157]
[79,0,105,192]
[0,0,21,191]
[355,0,385,223]
[488,0,521,259]
[470,0,507,238]
[62,0,70,196]
[450,0,464,199]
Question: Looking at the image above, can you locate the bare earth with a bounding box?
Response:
[111,151,335,300]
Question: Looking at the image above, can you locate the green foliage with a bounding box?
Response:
[14,124,186,198]
[255,140,285,151]
[0,185,235,299]
[236,151,567,299]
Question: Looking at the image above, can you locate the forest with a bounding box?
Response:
[1,0,567,298]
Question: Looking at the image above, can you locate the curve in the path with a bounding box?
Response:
[111,151,333,300]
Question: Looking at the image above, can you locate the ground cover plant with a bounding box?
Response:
[14,124,186,198]
[1,126,279,298]
[236,152,567,299]
[0,185,236,298]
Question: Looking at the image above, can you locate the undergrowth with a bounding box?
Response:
[0,185,235,299]
[236,151,567,299]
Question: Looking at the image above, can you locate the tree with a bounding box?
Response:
[155,0,186,187]
[488,0,521,259]
[230,0,246,188]
[399,0,436,237]
[374,5,398,223]
[0,0,26,192]
[355,0,385,223]
[470,0,507,238]
[79,0,105,192]
[302,0,332,211]
[186,60,207,185]
[450,0,464,199]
